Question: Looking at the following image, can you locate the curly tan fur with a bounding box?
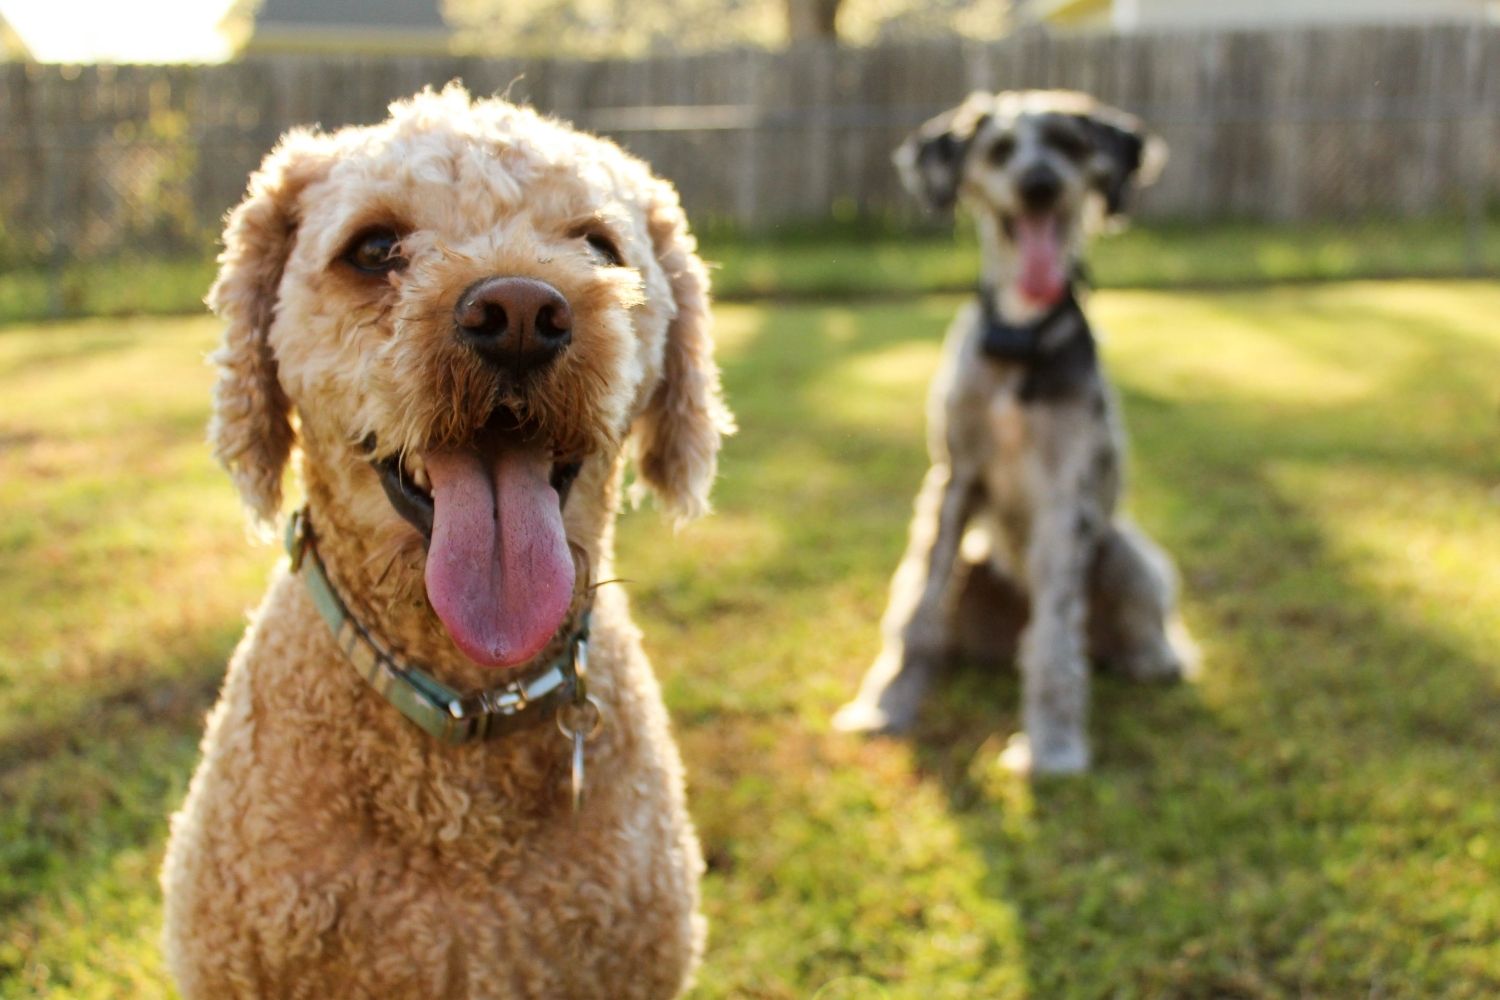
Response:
[631,181,736,522]
[206,129,336,527]
[163,86,730,998]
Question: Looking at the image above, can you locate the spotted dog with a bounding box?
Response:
[834,90,1196,775]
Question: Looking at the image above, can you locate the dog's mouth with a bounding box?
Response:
[1000,211,1072,308]
[369,407,584,670]
[372,410,583,541]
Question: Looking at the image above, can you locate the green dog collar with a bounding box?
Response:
[284,507,591,746]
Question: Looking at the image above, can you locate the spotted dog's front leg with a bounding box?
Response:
[1001,500,1097,775]
[834,462,982,734]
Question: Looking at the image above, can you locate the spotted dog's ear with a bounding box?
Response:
[632,180,736,523]
[1071,102,1167,217]
[894,91,994,212]
[206,129,333,529]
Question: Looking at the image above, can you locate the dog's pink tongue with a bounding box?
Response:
[1016,215,1068,307]
[424,446,574,669]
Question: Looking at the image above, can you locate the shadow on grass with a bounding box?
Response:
[0,644,227,779]
[907,467,1500,992]
[0,631,235,922]
[651,286,1500,995]
[6,287,1499,995]
[0,328,141,380]
[885,292,1500,994]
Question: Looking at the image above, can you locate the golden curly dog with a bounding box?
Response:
[161,85,733,999]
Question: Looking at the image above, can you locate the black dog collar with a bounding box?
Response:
[978,279,1098,402]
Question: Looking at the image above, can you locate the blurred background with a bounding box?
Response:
[3,2,1500,998]
[1,0,1497,316]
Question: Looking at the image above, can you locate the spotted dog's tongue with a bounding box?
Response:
[424,445,574,669]
[1016,214,1068,307]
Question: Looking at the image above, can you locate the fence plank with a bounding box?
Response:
[0,23,1495,268]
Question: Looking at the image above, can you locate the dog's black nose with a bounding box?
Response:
[1018,165,1063,210]
[454,276,572,375]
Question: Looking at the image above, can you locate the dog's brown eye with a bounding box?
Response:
[988,136,1016,166]
[584,232,624,267]
[343,227,407,275]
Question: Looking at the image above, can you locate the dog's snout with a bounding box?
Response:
[1017,165,1063,210]
[455,276,572,375]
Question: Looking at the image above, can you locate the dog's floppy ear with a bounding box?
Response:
[894,91,993,212]
[632,180,736,523]
[1072,102,1167,217]
[207,129,332,529]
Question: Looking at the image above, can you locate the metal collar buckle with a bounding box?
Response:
[285,507,310,572]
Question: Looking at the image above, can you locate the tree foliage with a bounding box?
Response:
[445,0,781,58]
[444,0,1017,57]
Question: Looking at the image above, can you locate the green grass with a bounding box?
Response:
[3,282,1500,996]
[705,214,1500,300]
[0,257,218,326]
[3,213,1497,324]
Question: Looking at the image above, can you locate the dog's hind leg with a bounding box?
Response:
[834,463,982,734]
[1088,520,1198,683]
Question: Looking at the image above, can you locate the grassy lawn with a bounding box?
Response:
[3,213,1497,324]
[3,281,1500,996]
[705,213,1500,300]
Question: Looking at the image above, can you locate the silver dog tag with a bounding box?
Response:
[570,726,587,813]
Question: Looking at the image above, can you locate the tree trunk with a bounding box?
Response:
[786,0,839,41]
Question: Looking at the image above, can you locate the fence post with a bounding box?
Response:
[39,71,68,318]
[734,51,763,226]
[1462,20,1486,276]
[808,42,835,219]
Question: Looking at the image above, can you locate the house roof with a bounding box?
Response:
[239,0,451,54]
[1030,0,1110,26]
[1027,0,1494,27]
[254,0,446,31]
[0,10,34,60]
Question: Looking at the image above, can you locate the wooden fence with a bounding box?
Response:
[0,23,1495,266]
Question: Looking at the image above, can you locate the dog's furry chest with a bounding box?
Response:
[979,372,1034,525]
[943,336,1121,572]
[162,576,703,1000]
[230,820,693,999]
